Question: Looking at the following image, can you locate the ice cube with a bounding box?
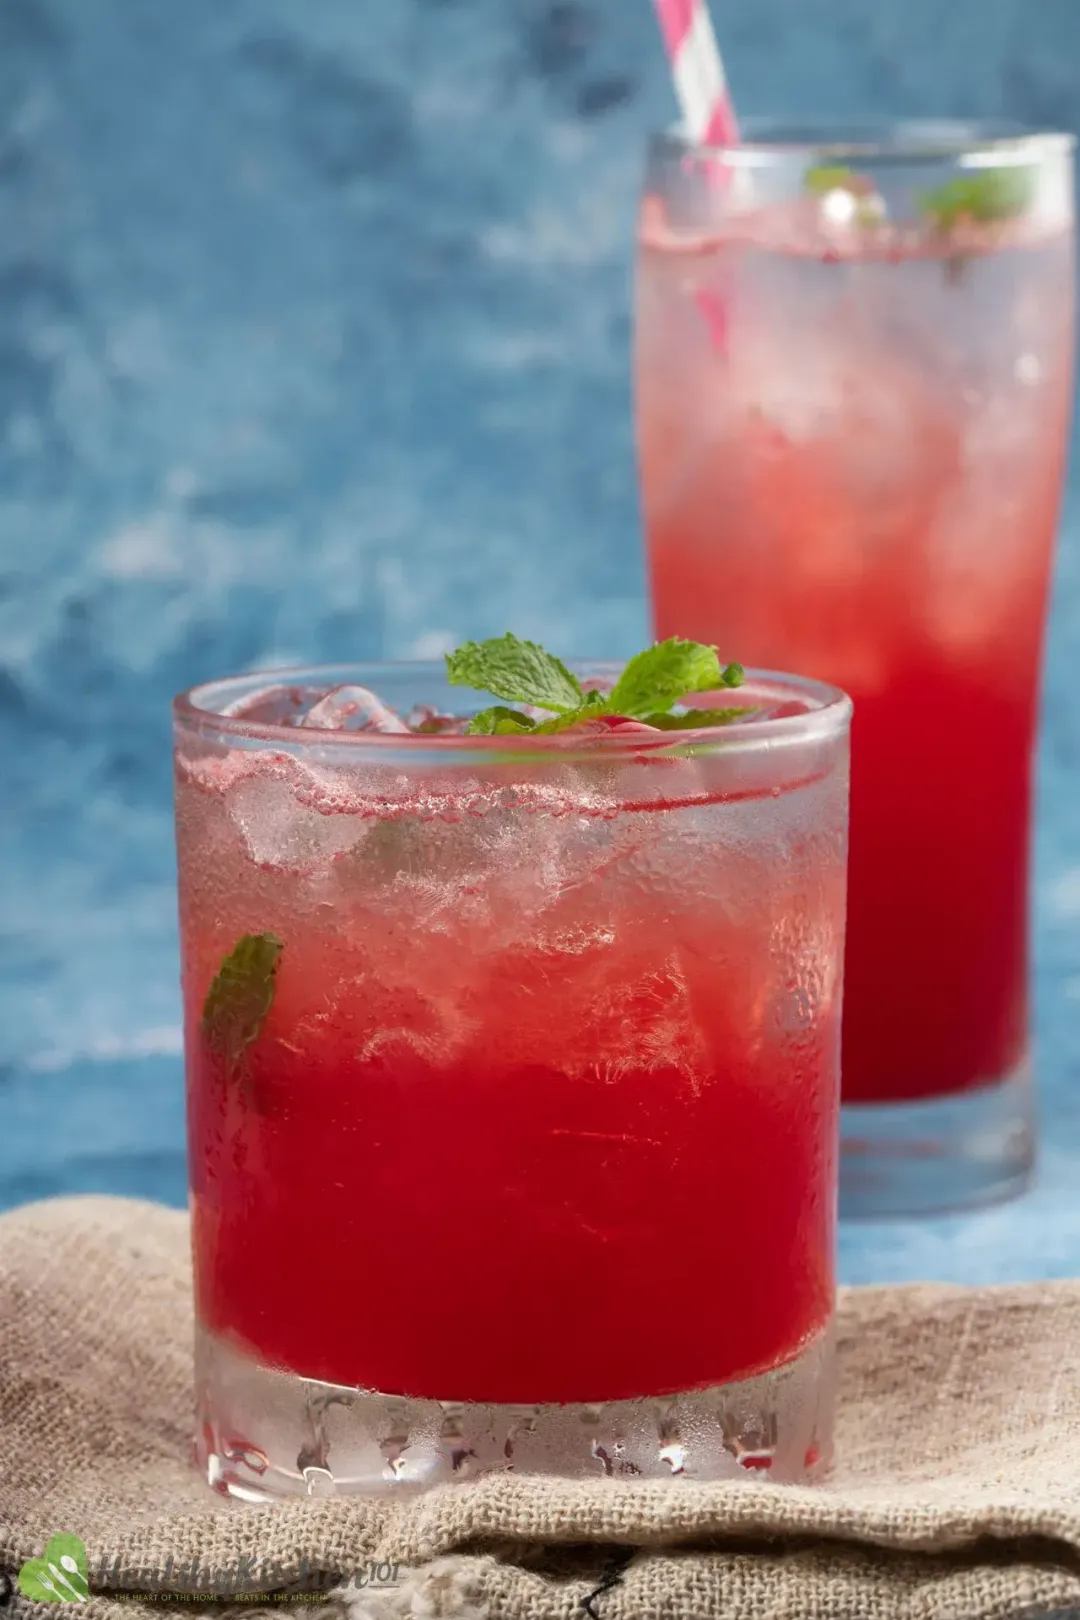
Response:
[557,716,661,739]
[729,700,810,724]
[300,686,409,733]
[405,704,471,735]
[226,774,367,870]
[221,684,318,724]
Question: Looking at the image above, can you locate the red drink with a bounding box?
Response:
[636,125,1076,1211]
[175,663,850,1494]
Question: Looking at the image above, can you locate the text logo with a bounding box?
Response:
[18,1536,89,1603]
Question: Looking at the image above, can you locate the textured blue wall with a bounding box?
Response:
[3,0,1080,1282]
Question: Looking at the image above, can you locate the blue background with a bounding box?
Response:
[3,0,1080,1285]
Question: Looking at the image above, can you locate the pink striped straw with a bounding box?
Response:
[650,0,740,350]
[652,0,739,147]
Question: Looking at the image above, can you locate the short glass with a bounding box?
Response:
[636,121,1077,1215]
[174,662,851,1496]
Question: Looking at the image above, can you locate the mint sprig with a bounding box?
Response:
[920,166,1035,229]
[466,704,539,736]
[804,164,885,227]
[444,634,584,715]
[201,932,283,1077]
[804,164,864,196]
[445,634,745,736]
[608,640,741,717]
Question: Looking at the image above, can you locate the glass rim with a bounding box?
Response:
[651,118,1076,168]
[174,660,853,758]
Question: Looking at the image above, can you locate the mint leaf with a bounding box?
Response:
[468,705,538,736]
[531,709,595,734]
[201,932,283,1076]
[644,707,753,729]
[608,639,743,719]
[804,164,862,195]
[804,164,885,227]
[446,634,584,714]
[920,166,1035,229]
[448,633,746,737]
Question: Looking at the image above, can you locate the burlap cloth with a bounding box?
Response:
[2,1199,1080,1620]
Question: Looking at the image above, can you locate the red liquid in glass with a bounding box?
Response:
[638,216,1074,1103]
[179,754,843,1402]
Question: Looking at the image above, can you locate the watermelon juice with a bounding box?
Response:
[636,124,1076,1211]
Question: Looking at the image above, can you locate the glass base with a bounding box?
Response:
[194,1322,835,1498]
[840,1059,1035,1219]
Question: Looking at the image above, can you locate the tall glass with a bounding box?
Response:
[636,123,1076,1215]
[175,662,850,1496]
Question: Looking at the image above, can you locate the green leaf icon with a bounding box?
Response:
[18,1534,89,1602]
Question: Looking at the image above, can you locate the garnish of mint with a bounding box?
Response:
[803,164,885,226]
[804,164,865,196]
[920,166,1035,229]
[201,932,283,1078]
[444,633,745,737]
